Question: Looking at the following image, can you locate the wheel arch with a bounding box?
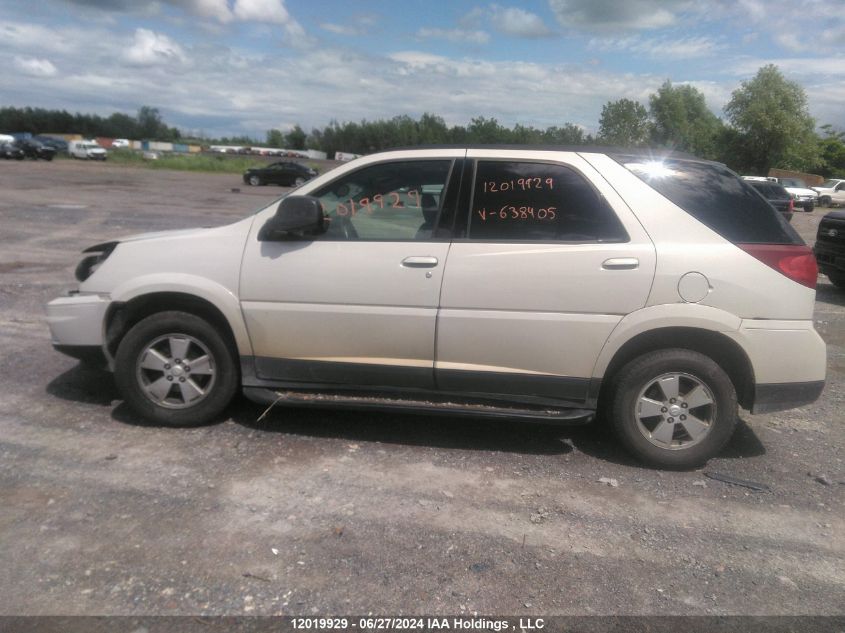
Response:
[595,326,756,411]
[104,291,248,368]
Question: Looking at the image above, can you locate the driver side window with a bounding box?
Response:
[313,160,452,240]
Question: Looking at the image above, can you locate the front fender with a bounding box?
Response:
[109,273,253,357]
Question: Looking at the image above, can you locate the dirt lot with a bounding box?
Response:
[0,159,843,616]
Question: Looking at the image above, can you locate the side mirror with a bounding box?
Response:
[258,196,326,241]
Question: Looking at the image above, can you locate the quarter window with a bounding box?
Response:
[313,160,452,240]
[468,161,628,242]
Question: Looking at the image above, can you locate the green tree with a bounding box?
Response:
[649,80,722,158]
[266,128,284,147]
[724,64,818,173]
[285,124,307,150]
[815,125,845,178]
[598,99,650,146]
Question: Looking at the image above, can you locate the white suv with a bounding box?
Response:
[46,147,826,468]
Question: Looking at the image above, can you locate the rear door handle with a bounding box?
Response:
[401,256,439,268]
[602,257,639,270]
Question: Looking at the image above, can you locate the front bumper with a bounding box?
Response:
[814,243,845,275]
[46,293,111,352]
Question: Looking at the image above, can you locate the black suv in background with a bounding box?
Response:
[243,161,317,187]
[0,142,25,160]
[746,180,794,222]
[15,139,56,161]
[814,210,845,288]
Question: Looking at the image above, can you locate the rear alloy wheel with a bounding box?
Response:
[610,349,737,469]
[115,311,238,426]
[248,175,262,186]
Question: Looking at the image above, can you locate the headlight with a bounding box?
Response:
[75,241,118,282]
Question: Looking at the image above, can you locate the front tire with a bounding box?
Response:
[294,176,306,186]
[819,195,831,207]
[114,311,238,426]
[609,349,737,469]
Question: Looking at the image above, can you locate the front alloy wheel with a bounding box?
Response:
[136,334,216,409]
[115,311,238,426]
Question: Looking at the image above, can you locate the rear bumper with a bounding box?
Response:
[752,380,825,414]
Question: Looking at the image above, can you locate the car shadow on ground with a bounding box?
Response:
[46,364,120,406]
[47,363,766,464]
[229,398,574,457]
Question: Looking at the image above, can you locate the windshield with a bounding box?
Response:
[820,180,840,188]
[781,178,806,187]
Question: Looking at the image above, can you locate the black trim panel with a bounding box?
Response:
[752,380,824,414]
[254,356,434,389]
[437,368,589,402]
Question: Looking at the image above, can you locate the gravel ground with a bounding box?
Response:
[0,159,842,616]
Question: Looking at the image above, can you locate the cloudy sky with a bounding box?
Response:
[2,0,844,139]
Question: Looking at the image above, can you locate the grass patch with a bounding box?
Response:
[106,149,282,174]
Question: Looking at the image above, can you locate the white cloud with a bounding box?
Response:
[13,56,58,77]
[125,28,187,66]
[548,0,686,31]
[589,34,722,58]
[490,6,554,37]
[416,27,491,45]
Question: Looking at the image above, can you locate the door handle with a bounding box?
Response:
[602,257,639,270]
[401,256,439,268]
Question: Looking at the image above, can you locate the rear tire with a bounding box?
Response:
[248,175,261,186]
[609,349,737,469]
[114,311,238,427]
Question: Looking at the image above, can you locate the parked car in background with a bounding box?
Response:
[47,147,825,469]
[15,138,56,161]
[34,136,69,152]
[0,142,25,160]
[745,180,794,222]
[68,139,107,160]
[814,210,845,289]
[243,161,317,186]
[0,133,15,145]
[812,179,845,207]
[773,177,817,212]
[112,139,131,148]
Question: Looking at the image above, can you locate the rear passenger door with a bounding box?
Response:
[435,151,656,404]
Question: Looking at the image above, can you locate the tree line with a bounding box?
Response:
[3,65,844,177]
[0,105,181,142]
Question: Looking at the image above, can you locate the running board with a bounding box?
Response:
[243,387,594,425]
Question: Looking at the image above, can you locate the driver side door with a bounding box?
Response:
[239,154,463,389]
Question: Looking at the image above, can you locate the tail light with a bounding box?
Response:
[788,198,794,212]
[737,244,818,289]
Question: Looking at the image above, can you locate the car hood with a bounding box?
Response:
[784,187,816,196]
[115,227,214,244]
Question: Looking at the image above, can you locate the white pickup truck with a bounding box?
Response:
[813,179,845,207]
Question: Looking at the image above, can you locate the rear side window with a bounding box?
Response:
[618,157,802,245]
[468,161,628,242]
